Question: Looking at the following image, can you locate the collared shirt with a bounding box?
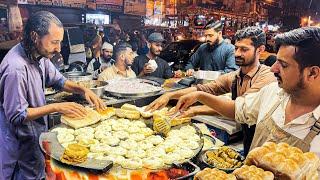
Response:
[131,55,173,79]
[196,64,276,96]
[0,43,66,179]
[98,64,136,81]
[185,41,238,73]
[86,57,115,79]
[235,82,320,157]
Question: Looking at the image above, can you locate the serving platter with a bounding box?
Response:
[39,116,204,173]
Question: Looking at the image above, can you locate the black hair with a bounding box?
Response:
[274,27,320,70]
[114,42,132,60]
[235,26,266,48]
[22,11,63,58]
[204,20,224,32]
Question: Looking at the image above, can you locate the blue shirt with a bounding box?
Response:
[185,41,238,73]
[0,43,66,179]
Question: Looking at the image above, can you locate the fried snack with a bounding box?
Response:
[194,168,236,180]
[115,108,140,120]
[60,143,89,164]
[97,107,115,119]
[170,117,191,126]
[61,108,101,129]
[205,147,242,169]
[245,142,320,179]
[233,165,274,180]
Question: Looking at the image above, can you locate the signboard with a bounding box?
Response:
[96,0,123,12]
[124,0,146,16]
[154,0,162,15]
[146,0,154,17]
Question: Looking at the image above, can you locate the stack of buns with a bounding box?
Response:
[194,168,236,180]
[232,165,274,180]
[245,142,320,179]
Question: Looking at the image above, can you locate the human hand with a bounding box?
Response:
[175,91,201,112]
[145,93,171,112]
[55,102,87,118]
[142,63,154,75]
[174,70,183,78]
[83,89,106,111]
[186,69,194,76]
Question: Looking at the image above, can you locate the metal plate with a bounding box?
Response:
[39,125,113,173]
[40,119,203,171]
[104,79,163,98]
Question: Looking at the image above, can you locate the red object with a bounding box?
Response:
[147,171,169,180]
[166,168,189,179]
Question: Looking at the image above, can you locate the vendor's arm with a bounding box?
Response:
[178,105,218,118]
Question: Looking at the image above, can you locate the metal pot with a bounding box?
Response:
[63,72,93,82]
[77,80,108,98]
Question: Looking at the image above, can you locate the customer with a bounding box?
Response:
[132,32,173,79]
[185,20,238,76]
[87,42,115,79]
[98,42,136,81]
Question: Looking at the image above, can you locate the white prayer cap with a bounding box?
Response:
[101,42,113,50]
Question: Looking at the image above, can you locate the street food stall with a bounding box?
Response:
[42,75,320,180]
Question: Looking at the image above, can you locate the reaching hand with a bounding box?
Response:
[142,63,154,75]
[55,102,87,118]
[83,89,106,111]
[175,91,201,112]
[186,69,194,76]
[145,94,171,112]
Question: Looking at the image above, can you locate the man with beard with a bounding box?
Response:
[98,42,136,81]
[87,42,115,79]
[0,11,105,179]
[131,32,174,79]
[146,27,276,156]
[172,27,320,156]
[185,20,238,76]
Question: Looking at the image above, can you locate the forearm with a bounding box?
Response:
[62,80,87,94]
[197,91,235,119]
[195,105,218,116]
[168,87,197,99]
[26,104,56,121]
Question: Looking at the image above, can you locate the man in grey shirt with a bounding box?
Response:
[185,20,238,75]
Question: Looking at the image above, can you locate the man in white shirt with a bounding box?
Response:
[87,42,115,79]
[173,27,320,156]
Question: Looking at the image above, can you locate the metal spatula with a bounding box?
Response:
[153,112,180,135]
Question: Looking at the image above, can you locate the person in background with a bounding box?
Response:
[98,42,136,81]
[131,32,174,79]
[172,27,320,157]
[0,11,105,179]
[185,20,238,76]
[147,26,277,156]
[130,41,139,58]
[87,42,115,79]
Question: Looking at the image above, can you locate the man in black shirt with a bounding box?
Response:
[132,32,174,79]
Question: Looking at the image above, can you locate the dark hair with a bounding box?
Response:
[204,20,224,32]
[114,42,132,60]
[274,27,320,70]
[130,41,138,52]
[22,11,63,57]
[235,26,266,48]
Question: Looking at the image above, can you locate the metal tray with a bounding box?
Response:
[199,147,244,173]
[40,119,203,172]
[104,79,163,98]
[39,128,113,174]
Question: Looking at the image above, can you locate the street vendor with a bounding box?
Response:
[147,26,276,156]
[173,27,320,156]
[0,11,105,179]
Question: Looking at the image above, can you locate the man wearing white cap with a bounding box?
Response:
[87,42,115,79]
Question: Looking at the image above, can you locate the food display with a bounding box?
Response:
[245,142,320,179]
[194,168,236,180]
[51,111,202,169]
[204,146,243,169]
[60,143,89,164]
[45,88,56,96]
[61,107,101,129]
[232,165,274,180]
[104,79,162,97]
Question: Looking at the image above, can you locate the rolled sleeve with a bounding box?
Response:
[196,72,234,95]
[235,91,262,126]
[45,60,66,91]
[2,71,29,125]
